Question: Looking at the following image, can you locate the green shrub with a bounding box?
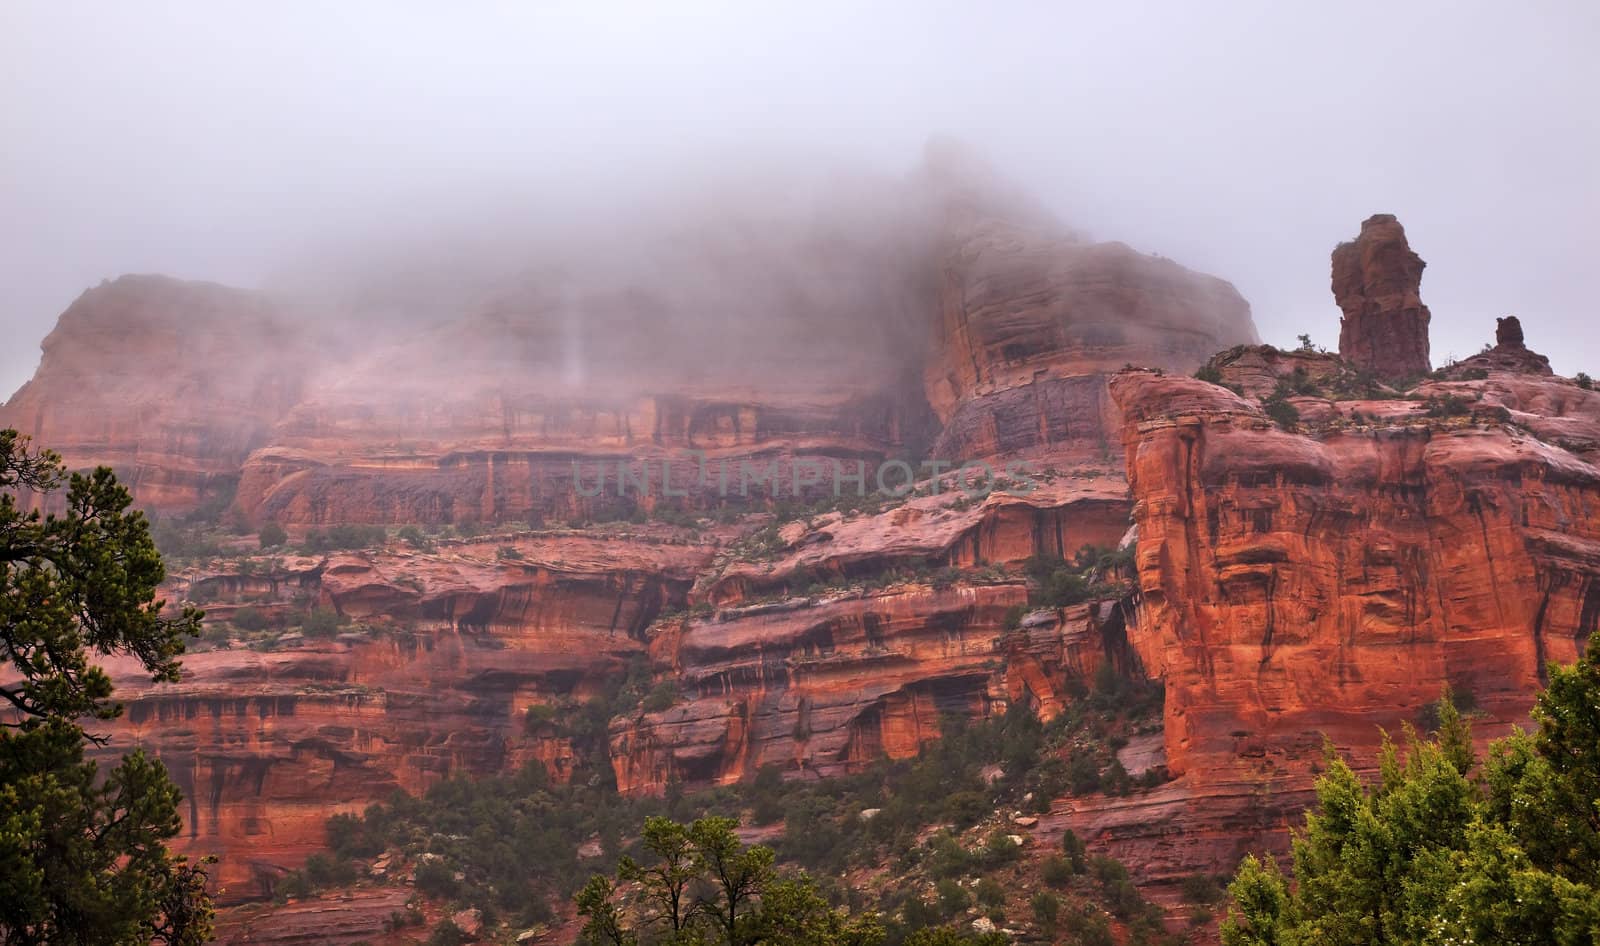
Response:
[397,525,434,550]
[640,681,680,713]
[1041,854,1075,887]
[326,812,383,860]
[1423,393,1473,418]
[975,876,1005,908]
[1031,891,1061,933]
[303,524,387,553]
[980,831,1021,866]
[496,545,525,561]
[524,703,559,730]
[1060,904,1114,946]
[941,791,988,829]
[1261,380,1301,430]
[302,853,356,888]
[414,858,458,898]
[935,878,970,917]
[232,606,269,633]
[425,920,466,946]
[1194,363,1223,385]
[1060,828,1087,872]
[301,607,343,639]
[1065,752,1102,795]
[259,521,288,549]
[1180,872,1225,907]
[1577,372,1593,390]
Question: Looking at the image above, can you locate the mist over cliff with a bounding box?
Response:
[4,1,1598,401]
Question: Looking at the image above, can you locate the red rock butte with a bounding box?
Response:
[1333,213,1433,381]
[6,190,1598,944]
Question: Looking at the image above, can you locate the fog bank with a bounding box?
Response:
[3,1,1597,398]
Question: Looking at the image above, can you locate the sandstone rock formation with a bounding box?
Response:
[1333,214,1432,380]
[16,199,1599,946]
[1441,315,1555,377]
[924,218,1256,465]
[0,276,320,513]
[1106,364,1600,877]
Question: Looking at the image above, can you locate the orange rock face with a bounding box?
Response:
[96,530,706,897]
[1103,364,1600,876]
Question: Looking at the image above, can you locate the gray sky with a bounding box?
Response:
[3,1,1597,399]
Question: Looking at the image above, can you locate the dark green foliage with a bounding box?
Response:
[300,607,344,638]
[396,524,434,550]
[302,523,388,553]
[1194,363,1224,385]
[1287,366,1320,396]
[149,517,224,561]
[1415,682,1477,733]
[1223,645,1600,945]
[1423,392,1474,418]
[934,878,969,918]
[640,681,680,713]
[579,816,880,946]
[0,430,213,945]
[1023,545,1130,609]
[413,858,459,899]
[326,811,384,860]
[426,920,467,946]
[902,929,1007,946]
[308,659,1168,943]
[973,877,1004,909]
[1180,873,1226,907]
[1041,855,1075,887]
[1260,380,1300,430]
[1030,890,1060,933]
[524,703,559,730]
[496,545,525,561]
[1060,828,1087,871]
[1058,901,1114,946]
[258,521,288,548]
[232,606,269,632]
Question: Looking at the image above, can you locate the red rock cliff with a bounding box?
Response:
[1102,361,1600,881]
[0,276,319,513]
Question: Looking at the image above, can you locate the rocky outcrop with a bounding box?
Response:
[1442,315,1555,377]
[1333,214,1432,381]
[924,218,1256,463]
[1106,366,1600,877]
[96,530,711,898]
[0,276,321,513]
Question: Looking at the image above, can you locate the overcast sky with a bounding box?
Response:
[2,1,1596,398]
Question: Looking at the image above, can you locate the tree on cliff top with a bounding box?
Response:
[0,429,213,945]
[1222,645,1600,946]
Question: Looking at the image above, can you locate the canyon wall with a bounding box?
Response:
[13,202,1600,943]
[1,275,321,513]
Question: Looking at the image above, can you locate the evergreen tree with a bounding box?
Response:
[1223,641,1600,946]
[0,430,211,945]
